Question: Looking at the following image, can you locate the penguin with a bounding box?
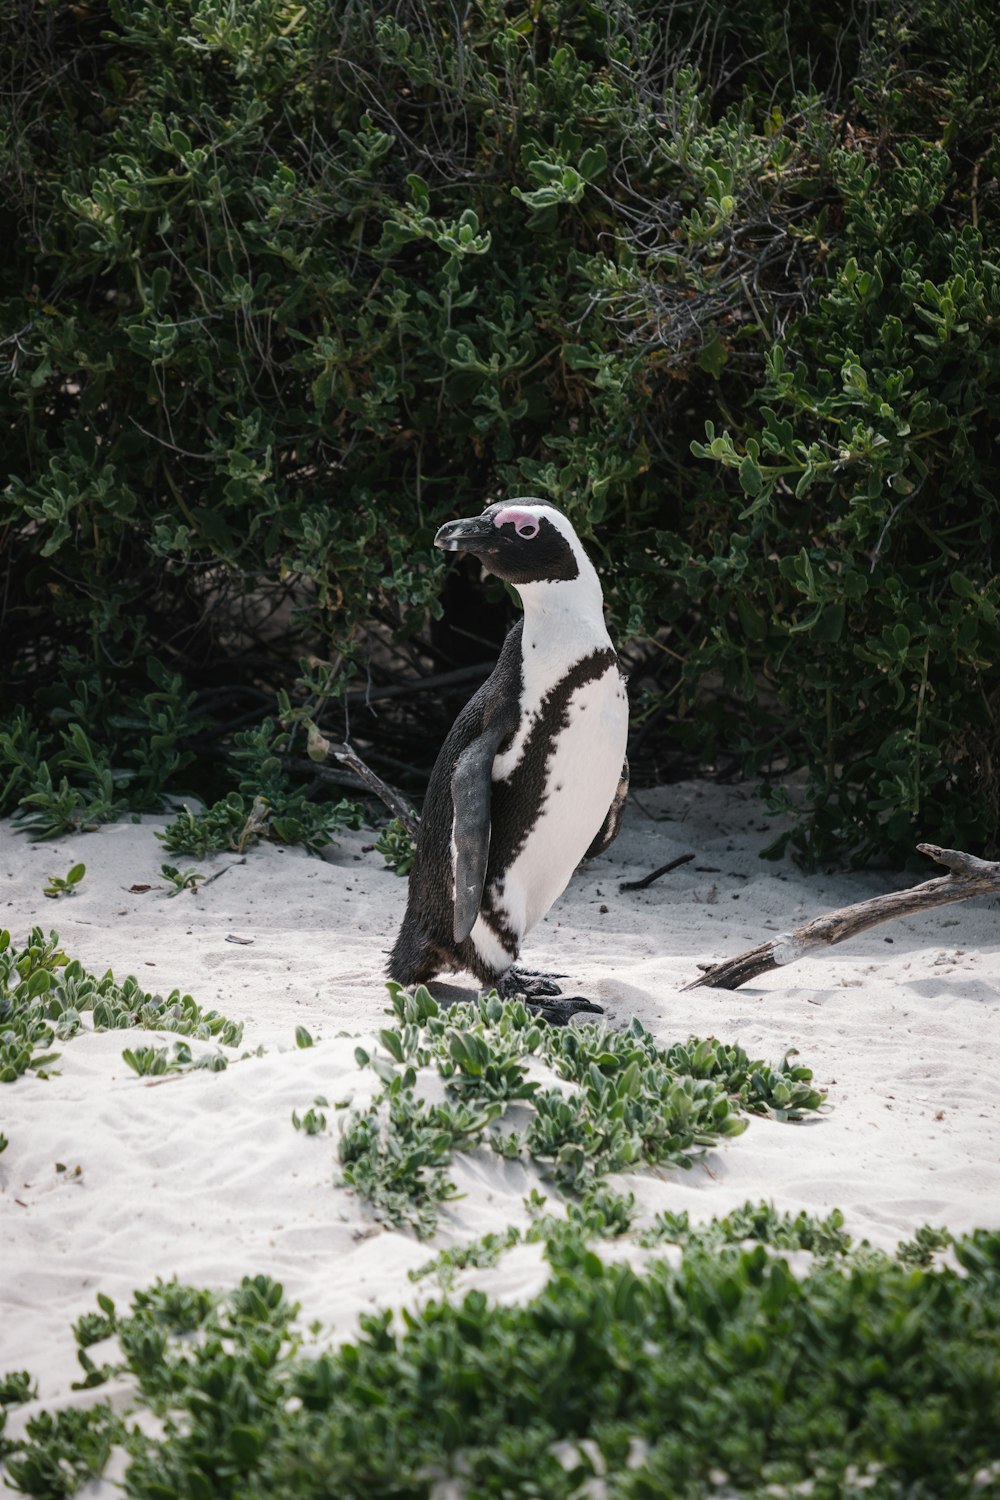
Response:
[388,498,629,1023]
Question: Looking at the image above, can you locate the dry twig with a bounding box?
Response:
[334,742,420,838]
[686,844,1000,990]
[619,852,695,892]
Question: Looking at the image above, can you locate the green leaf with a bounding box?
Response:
[699,335,728,379]
[735,593,767,642]
[380,1028,405,1063]
[26,969,52,999]
[578,144,608,180]
[229,1424,265,1465]
[812,603,845,643]
[738,455,763,497]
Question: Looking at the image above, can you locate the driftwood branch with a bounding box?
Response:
[333,742,421,839]
[686,844,1000,991]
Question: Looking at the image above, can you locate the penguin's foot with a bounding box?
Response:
[494,967,603,1025]
[502,966,565,997]
[524,994,605,1026]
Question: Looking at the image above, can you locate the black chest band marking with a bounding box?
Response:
[479,645,620,951]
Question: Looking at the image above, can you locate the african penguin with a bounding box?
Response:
[388,498,629,1023]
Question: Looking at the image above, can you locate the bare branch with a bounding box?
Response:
[619,851,695,892]
[686,843,1000,990]
[333,742,420,838]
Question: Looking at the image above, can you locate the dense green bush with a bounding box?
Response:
[4,1233,1000,1496]
[0,924,242,1089]
[1,0,997,860]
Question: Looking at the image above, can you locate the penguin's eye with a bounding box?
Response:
[493,506,540,540]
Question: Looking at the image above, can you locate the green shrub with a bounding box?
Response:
[0,659,199,833]
[5,1234,1000,1497]
[0,926,243,1085]
[1,0,997,860]
[337,989,824,1234]
[157,718,363,856]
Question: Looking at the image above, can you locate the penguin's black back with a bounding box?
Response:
[387,620,525,986]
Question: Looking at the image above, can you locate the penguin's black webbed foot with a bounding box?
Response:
[494,967,603,1024]
[497,966,562,999]
[503,966,565,997]
[524,995,605,1026]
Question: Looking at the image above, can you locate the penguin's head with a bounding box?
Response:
[434,499,582,586]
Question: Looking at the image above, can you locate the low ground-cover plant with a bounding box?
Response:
[121,1041,228,1077]
[0,928,243,1086]
[374,818,417,876]
[335,988,825,1235]
[291,1104,327,1136]
[3,1228,998,1498]
[339,1081,504,1241]
[42,863,86,900]
[0,693,365,863]
[157,720,363,858]
[637,1200,854,1257]
[411,1195,859,1291]
[896,1223,954,1267]
[157,864,206,896]
[0,662,200,837]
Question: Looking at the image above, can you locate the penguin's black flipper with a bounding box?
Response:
[451,710,517,944]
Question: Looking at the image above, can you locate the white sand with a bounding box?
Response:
[2,782,998,1458]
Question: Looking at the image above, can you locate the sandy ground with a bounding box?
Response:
[2,781,998,1467]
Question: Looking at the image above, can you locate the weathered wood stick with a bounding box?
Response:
[685,843,1000,991]
[333,742,421,839]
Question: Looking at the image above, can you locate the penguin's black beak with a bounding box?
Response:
[434,515,497,554]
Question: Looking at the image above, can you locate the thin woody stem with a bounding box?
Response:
[686,843,999,991]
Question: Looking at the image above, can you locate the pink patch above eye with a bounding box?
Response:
[493,506,540,539]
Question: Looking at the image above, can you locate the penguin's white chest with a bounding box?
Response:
[491,662,628,937]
